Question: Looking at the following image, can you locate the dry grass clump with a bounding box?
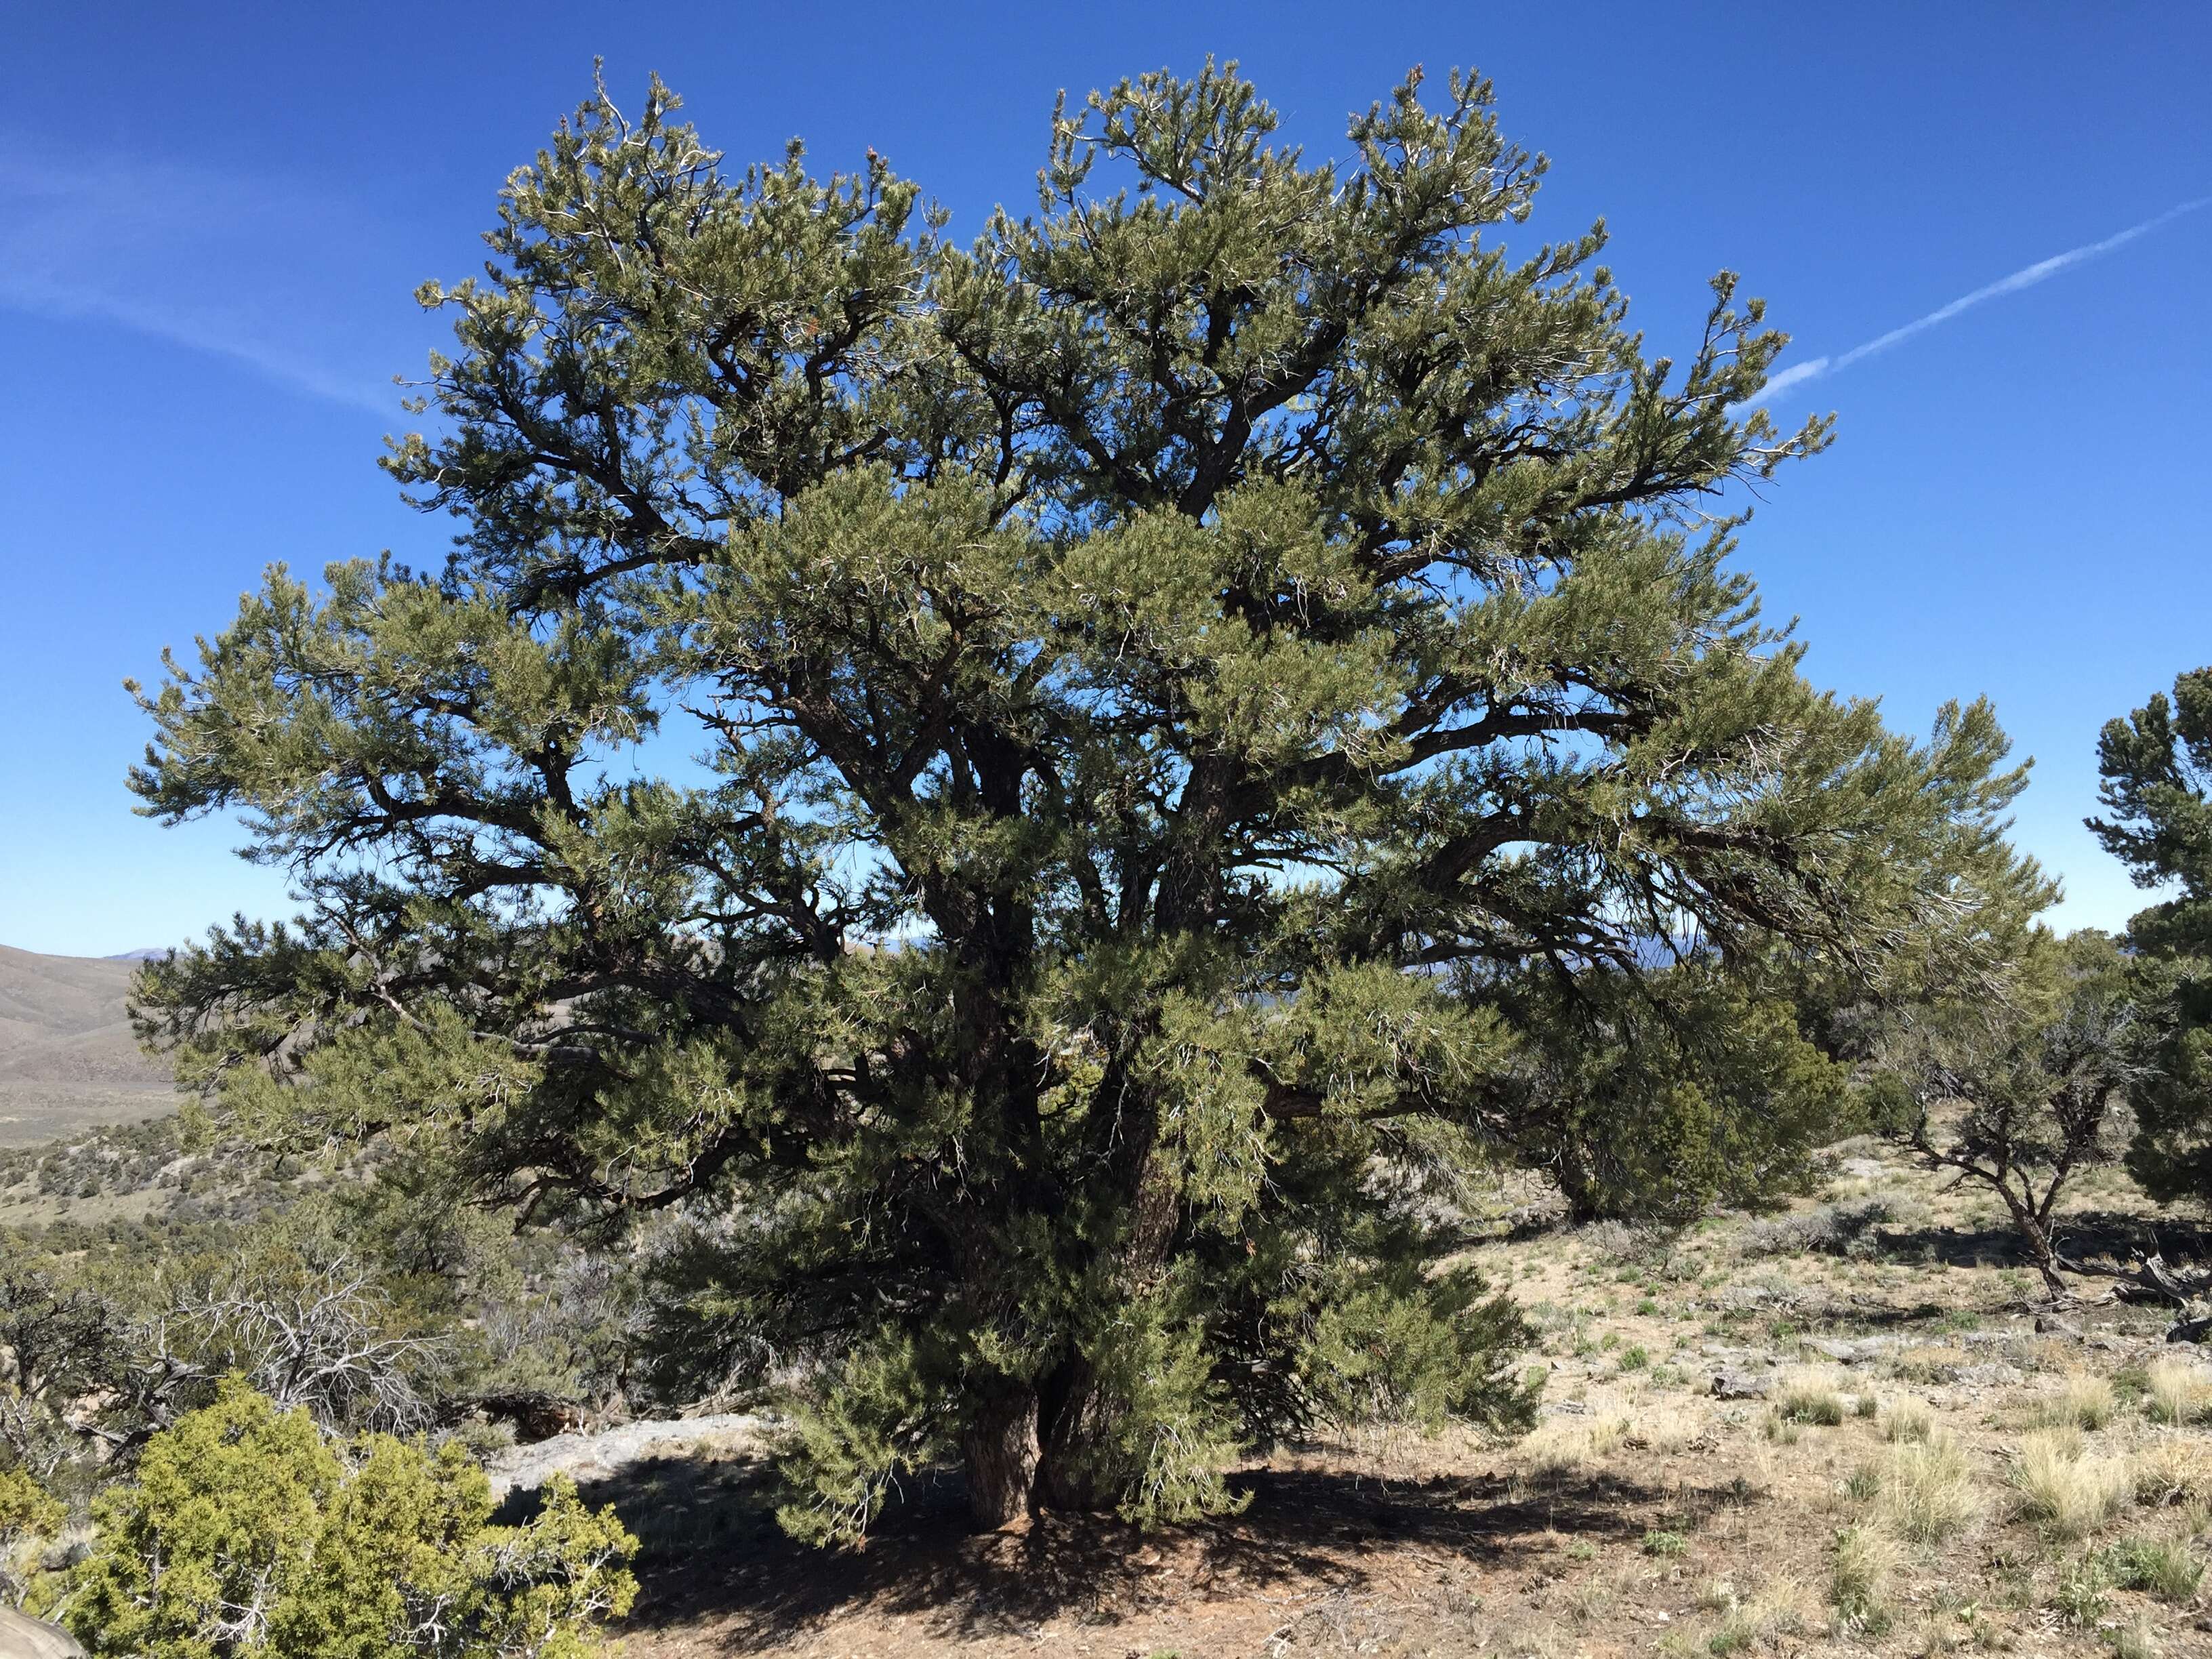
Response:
[2109,1615,2160,1659]
[1890,1344,1970,1385]
[1565,1567,1627,1628]
[2133,1436,2212,1507]
[2031,1372,2116,1431]
[1624,1405,1707,1454]
[2146,1358,2212,1425]
[1703,1573,1815,1655]
[1521,1416,1629,1480]
[1775,1367,1847,1426]
[1738,1196,1893,1260]
[1831,1524,1902,1629]
[1881,1397,1934,1443]
[1875,1433,1982,1543]
[2012,1427,2133,1540]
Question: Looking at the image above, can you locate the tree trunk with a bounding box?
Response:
[1035,1357,1114,1512]
[961,1382,1042,1532]
[1555,1145,1612,1227]
[2007,1201,2070,1302]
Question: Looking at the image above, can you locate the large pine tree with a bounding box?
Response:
[134,64,2032,1534]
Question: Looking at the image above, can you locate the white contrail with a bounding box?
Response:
[1744,194,2212,406]
[0,149,399,417]
[1,274,395,413]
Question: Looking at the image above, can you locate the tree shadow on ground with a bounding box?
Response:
[517,1452,1740,1650]
[1862,1210,2212,1277]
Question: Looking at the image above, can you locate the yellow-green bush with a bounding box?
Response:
[0,1467,65,1607]
[65,1381,635,1658]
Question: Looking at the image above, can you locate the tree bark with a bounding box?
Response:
[961,1382,1042,1532]
[1036,1357,1115,1512]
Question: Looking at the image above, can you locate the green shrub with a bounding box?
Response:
[2052,1557,2110,1627]
[66,1381,636,1658]
[2104,1534,2205,1602]
[0,1467,65,1607]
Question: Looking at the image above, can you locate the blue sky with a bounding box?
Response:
[2,1,2207,957]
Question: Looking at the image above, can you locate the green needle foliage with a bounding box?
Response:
[0,1469,63,1609]
[2091,666,2212,1202]
[1864,930,2137,1297]
[131,62,2036,1536]
[1509,956,1850,1224]
[64,1382,635,1659]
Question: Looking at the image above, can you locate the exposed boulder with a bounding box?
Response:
[1710,1368,1774,1400]
[0,1607,84,1659]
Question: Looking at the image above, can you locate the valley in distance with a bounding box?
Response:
[0,944,175,1149]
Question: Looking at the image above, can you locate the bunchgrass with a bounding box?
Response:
[2133,1437,2212,1507]
[1881,1397,1934,1443]
[2013,1428,2132,1541]
[2146,1359,2212,1426]
[1831,1525,1900,1631]
[1877,1433,1982,1543]
[2033,1373,2117,1431]
[1776,1369,1847,1426]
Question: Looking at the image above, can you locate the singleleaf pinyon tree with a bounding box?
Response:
[134,64,2035,1535]
[1864,930,2137,1299]
[2091,667,2212,1204]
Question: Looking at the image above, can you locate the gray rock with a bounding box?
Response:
[1800,1338,1855,1361]
[1698,1343,1779,1365]
[485,1410,769,1498]
[1800,1336,1896,1365]
[0,1608,84,1659]
[1711,1368,1774,1400]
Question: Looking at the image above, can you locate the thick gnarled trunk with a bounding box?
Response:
[1035,1357,1115,1512]
[960,1365,1128,1528]
[960,1382,1042,1531]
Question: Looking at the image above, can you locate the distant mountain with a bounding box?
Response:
[0,945,175,1147]
[104,948,173,962]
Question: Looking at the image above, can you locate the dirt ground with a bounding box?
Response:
[577,1140,2212,1659]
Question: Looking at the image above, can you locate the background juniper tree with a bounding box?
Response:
[1864,929,2137,1298]
[134,62,2039,1536]
[1508,958,1851,1226]
[2091,666,2212,1204]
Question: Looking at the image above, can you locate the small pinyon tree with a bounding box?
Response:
[1864,930,2136,1298]
[135,62,2034,1534]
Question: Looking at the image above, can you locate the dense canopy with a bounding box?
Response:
[2092,666,2212,1202]
[134,63,2034,1532]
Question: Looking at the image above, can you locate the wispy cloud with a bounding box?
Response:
[1743,194,2212,407]
[0,150,410,415]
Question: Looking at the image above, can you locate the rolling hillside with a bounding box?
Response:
[0,944,175,1145]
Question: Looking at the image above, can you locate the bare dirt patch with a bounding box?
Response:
[573,1143,2212,1658]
